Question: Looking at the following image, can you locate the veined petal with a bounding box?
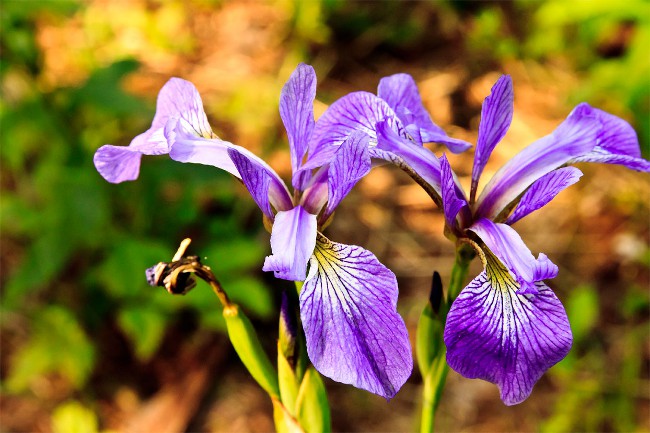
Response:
[324,132,371,217]
[228,148,293,218]
[378,73,472,153]
[93,77,211,183]
[444,271,572,405]
[300,234,412,399]
[469,218,558,294]
[506,167,583,225]
[471,75,514,200]
[376,121,443,195]
[440,154,469,232]
[475,104,600,220]
[307,92,405,168]
[568,104,650,171]
[280,63,316,189]
[263,206,317,281]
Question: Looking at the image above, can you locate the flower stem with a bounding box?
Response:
[419,243,474,433]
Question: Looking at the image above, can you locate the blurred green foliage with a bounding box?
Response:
[1,1,648,431]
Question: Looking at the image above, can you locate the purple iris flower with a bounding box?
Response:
[388,75,648,405]
[93,64,412,399]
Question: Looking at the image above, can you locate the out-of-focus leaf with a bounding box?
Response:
[566,284,599,343]
[51,401,99,433]
[6,306,95,393]
[117,306,167,361]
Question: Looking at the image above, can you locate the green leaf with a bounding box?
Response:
[117,306,167,361]
[566,284,599,343]
[6,306,95,393]
[51,401,99,433]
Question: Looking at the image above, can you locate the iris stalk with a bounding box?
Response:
[419,244,473,433]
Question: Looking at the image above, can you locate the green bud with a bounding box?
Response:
[416,272,445,377]
[272,398,304,433]
[223,304,279,398]
[295,367,331,433]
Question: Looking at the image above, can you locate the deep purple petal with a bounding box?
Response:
[376,121,443,195]
[227,148,292,218]
[439,154,469,231]
[377,74,472,153]
[280,63,316,189]
[475,103,601,220]
[444,272,572,405]
[262,206,317,281]
[471,75,514,200]
[307,92,405,168]
[469,218,558,294]
[324,132,371,217]
[505,167,583,225]
[300,235,412,399]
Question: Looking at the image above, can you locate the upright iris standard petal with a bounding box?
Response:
[377,73,472,153]
[300,234,412,399]
[475,104,601,220]
[439,154,469,232]
[228,148,294,219]
[94,77,211,183]
[324,132,371,218]
[471,75,514,200]
[569,104,650,172]
[444,271,572,405]
[505,167,583,225]
[263,206,318,281]
[306,92,405,169]
[280,63,317,189]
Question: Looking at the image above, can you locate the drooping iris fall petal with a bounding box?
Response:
[300,234,413,399]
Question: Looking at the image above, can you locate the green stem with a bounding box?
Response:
[419,243,474,433]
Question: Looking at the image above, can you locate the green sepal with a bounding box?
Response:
[278,342,300,416]
[223,304,279,398]
[272,398,304,433]
[295,367,331,433]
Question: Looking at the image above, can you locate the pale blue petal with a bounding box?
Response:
[263,206,317,281]
[300,234,412,399]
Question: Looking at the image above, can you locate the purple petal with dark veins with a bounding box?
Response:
[324,132,371,217]
[439,154,469,232]
[300,234,412,399]
[280,63,316,189]
[469,218,558,295]
[568,104,650,171]
[471,75,514,199]
[475,103,601,220]
[505,167,583,225]
[444,272,572,405]
[378,73,472,153]
[307,92,405,168]
[228,148,291,219]
[262,206,317,281]
[94,77,210,183]
[376,121,443,195]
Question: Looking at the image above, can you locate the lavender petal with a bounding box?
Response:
[439,154,469,231]
[300,235,412,399]
[262,206,317,281]
[471,75,514,198]
[506,167,583,225]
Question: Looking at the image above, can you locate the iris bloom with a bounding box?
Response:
[94,64,413,399]
[310,73,649,404]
